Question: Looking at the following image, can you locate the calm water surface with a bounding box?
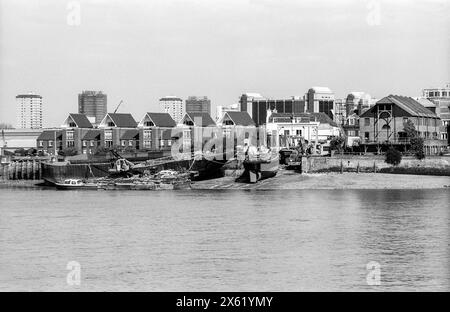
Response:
[0,188,449,291]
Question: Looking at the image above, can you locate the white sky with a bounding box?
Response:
[0,0,449,127]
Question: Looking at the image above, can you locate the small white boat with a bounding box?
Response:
[55,179,98,190]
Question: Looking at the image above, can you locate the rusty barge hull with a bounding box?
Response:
[41,157,228,184]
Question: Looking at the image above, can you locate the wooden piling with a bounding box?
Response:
[357,162,360,173]
[373,161,377,173]
[340,160,343,174]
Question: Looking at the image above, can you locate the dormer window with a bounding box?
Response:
[145,121,154,127]
[107,121,115,127]
[184,119,194,126]
[69,122,77,127]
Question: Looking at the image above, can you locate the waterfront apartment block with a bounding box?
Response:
[359,95,446,154]
[185,96,211,115]
[16,93,43,129]
[78,91,107,125]
[160,96,184,123]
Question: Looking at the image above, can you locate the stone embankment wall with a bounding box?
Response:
[302,155,450,176]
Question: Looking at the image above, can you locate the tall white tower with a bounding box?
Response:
[159,96,184,123]
[16,92,43,129]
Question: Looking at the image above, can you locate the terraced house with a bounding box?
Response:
[137,112,177,151]
[359,95,446,154]
[61,113,94,153]
[97,113,138,149]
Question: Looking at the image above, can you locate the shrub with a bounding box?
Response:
[59,147,78,156]
[385,146,402,166]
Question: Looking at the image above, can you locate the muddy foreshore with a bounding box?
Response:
[2,170,449,190]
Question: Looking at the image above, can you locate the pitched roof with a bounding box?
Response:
[269,112,338,127]
[108,113,137,128]
[362,95,437,118]
[146,112,176,127]
[68,113,93,128]
[224,111,255,126]
[120,129,139,140]
[82,129,101,140]
[185,112,216,126]
[37,130,62,140]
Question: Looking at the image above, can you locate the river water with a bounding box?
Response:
[0,188,449,291]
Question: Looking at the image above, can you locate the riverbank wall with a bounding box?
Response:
[303,155,450,176]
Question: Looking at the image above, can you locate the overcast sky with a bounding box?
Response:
[0,0,449,127]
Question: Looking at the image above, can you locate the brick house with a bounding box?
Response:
[98,113,138,149]
[137,112,176,151]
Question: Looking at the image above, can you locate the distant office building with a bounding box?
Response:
[423,84,450,143]
[239,93,266,119]
[244,96,306,126]
[159,96,184,123]
[16,92,43,129]
[305,87,335,119]
[216,103,240,120]
[78,91,107,125]
[185,96,211,115]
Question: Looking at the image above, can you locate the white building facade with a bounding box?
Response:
[16,93,43,129]
[159,96,184,123]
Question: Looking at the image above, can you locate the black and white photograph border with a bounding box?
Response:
[0,0,449,296]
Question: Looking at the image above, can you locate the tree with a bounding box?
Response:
[330,136,345,154]
[403,119,425,160]
[410,137,425,160]
[0,123,13,129]
[385,146,402,166]
[403,119,417,138]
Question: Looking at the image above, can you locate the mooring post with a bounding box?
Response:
[373,161,377,173]
[357,162,360,174]
[340,160,343,174]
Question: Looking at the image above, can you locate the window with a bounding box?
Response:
[364,132,370,140]
[67,141,74,147]
[82,141,87,147]
[90,140,95,147]
[121,140,126,146]
[296,130,302,136]
[66,130,74,140]
[143,130,152,139]
[104,130,112,140]
[144,140,152,148]
[284,130,290,136]
[129,140,133,147]
[38,140,43,147]
[168,140,172,146]
[160,140,165,147]
[364,118,370,126]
